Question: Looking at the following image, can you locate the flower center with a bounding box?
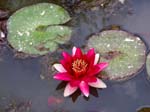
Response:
[72,59,88,73]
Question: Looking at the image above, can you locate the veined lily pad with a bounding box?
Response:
[146,52,150,78]
[87,30,146,81]
[7,3,72,55]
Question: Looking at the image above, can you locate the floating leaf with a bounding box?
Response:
[7,3,72,55]
[146,52,150,78]
[87,30,146,81]
[137,107,150,112]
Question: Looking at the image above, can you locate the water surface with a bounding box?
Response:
[0,0,150,112]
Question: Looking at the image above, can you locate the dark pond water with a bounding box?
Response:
[0,0,150,112]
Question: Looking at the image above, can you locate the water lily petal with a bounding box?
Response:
[64,83,78,97]
[87,48,94,54]
[53,46,108,97]
[74,47,83,58]
[53,73,72,81]
[94,53,100,65]
[97,62,108,71]
[70,80,81,87]
[79,81,89,97]
[88,78,107,88]
[87,65,101,76]
[72,46,77,56]
[85,76,97,83]
[53,64,67,72]
[62,52,72,61]
[88,62,108,76]
[60,59,72,73]
[86,48,95,59]
[86,48,95,66]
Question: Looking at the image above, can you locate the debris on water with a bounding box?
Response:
[2,100,32,112]
[40,52,61,79]
[118,0,125,4]
[0,20,7,33]
[0,30,5,38]
[0,9,10,20]
[0,30,5,45]
[0,9,8,47]
[102,51,123,60]
[102,0,133,18]
[68,0,132,15]
[13,51,38,59]
[73,0,107,11]
[0,20,7,54]
[40,74,45,80]
[0,20,7,45]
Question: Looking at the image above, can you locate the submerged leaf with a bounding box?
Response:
[87,30,146,81]
[7,3,72,55]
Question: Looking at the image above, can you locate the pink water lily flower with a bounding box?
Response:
[53,47,108,97]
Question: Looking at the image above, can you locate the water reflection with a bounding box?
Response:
[55,81,99,102]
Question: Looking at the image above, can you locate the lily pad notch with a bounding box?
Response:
[87,30,146,81]
[7,3,72,55]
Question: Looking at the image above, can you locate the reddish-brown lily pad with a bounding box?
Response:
[87,30,146,81]
[137,107,150,112]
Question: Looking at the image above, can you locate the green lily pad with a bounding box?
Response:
[87,30,146,81]
[7,3,72,55]
[146,52,150,78]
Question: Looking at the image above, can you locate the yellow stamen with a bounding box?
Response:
[72,59,88,73]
